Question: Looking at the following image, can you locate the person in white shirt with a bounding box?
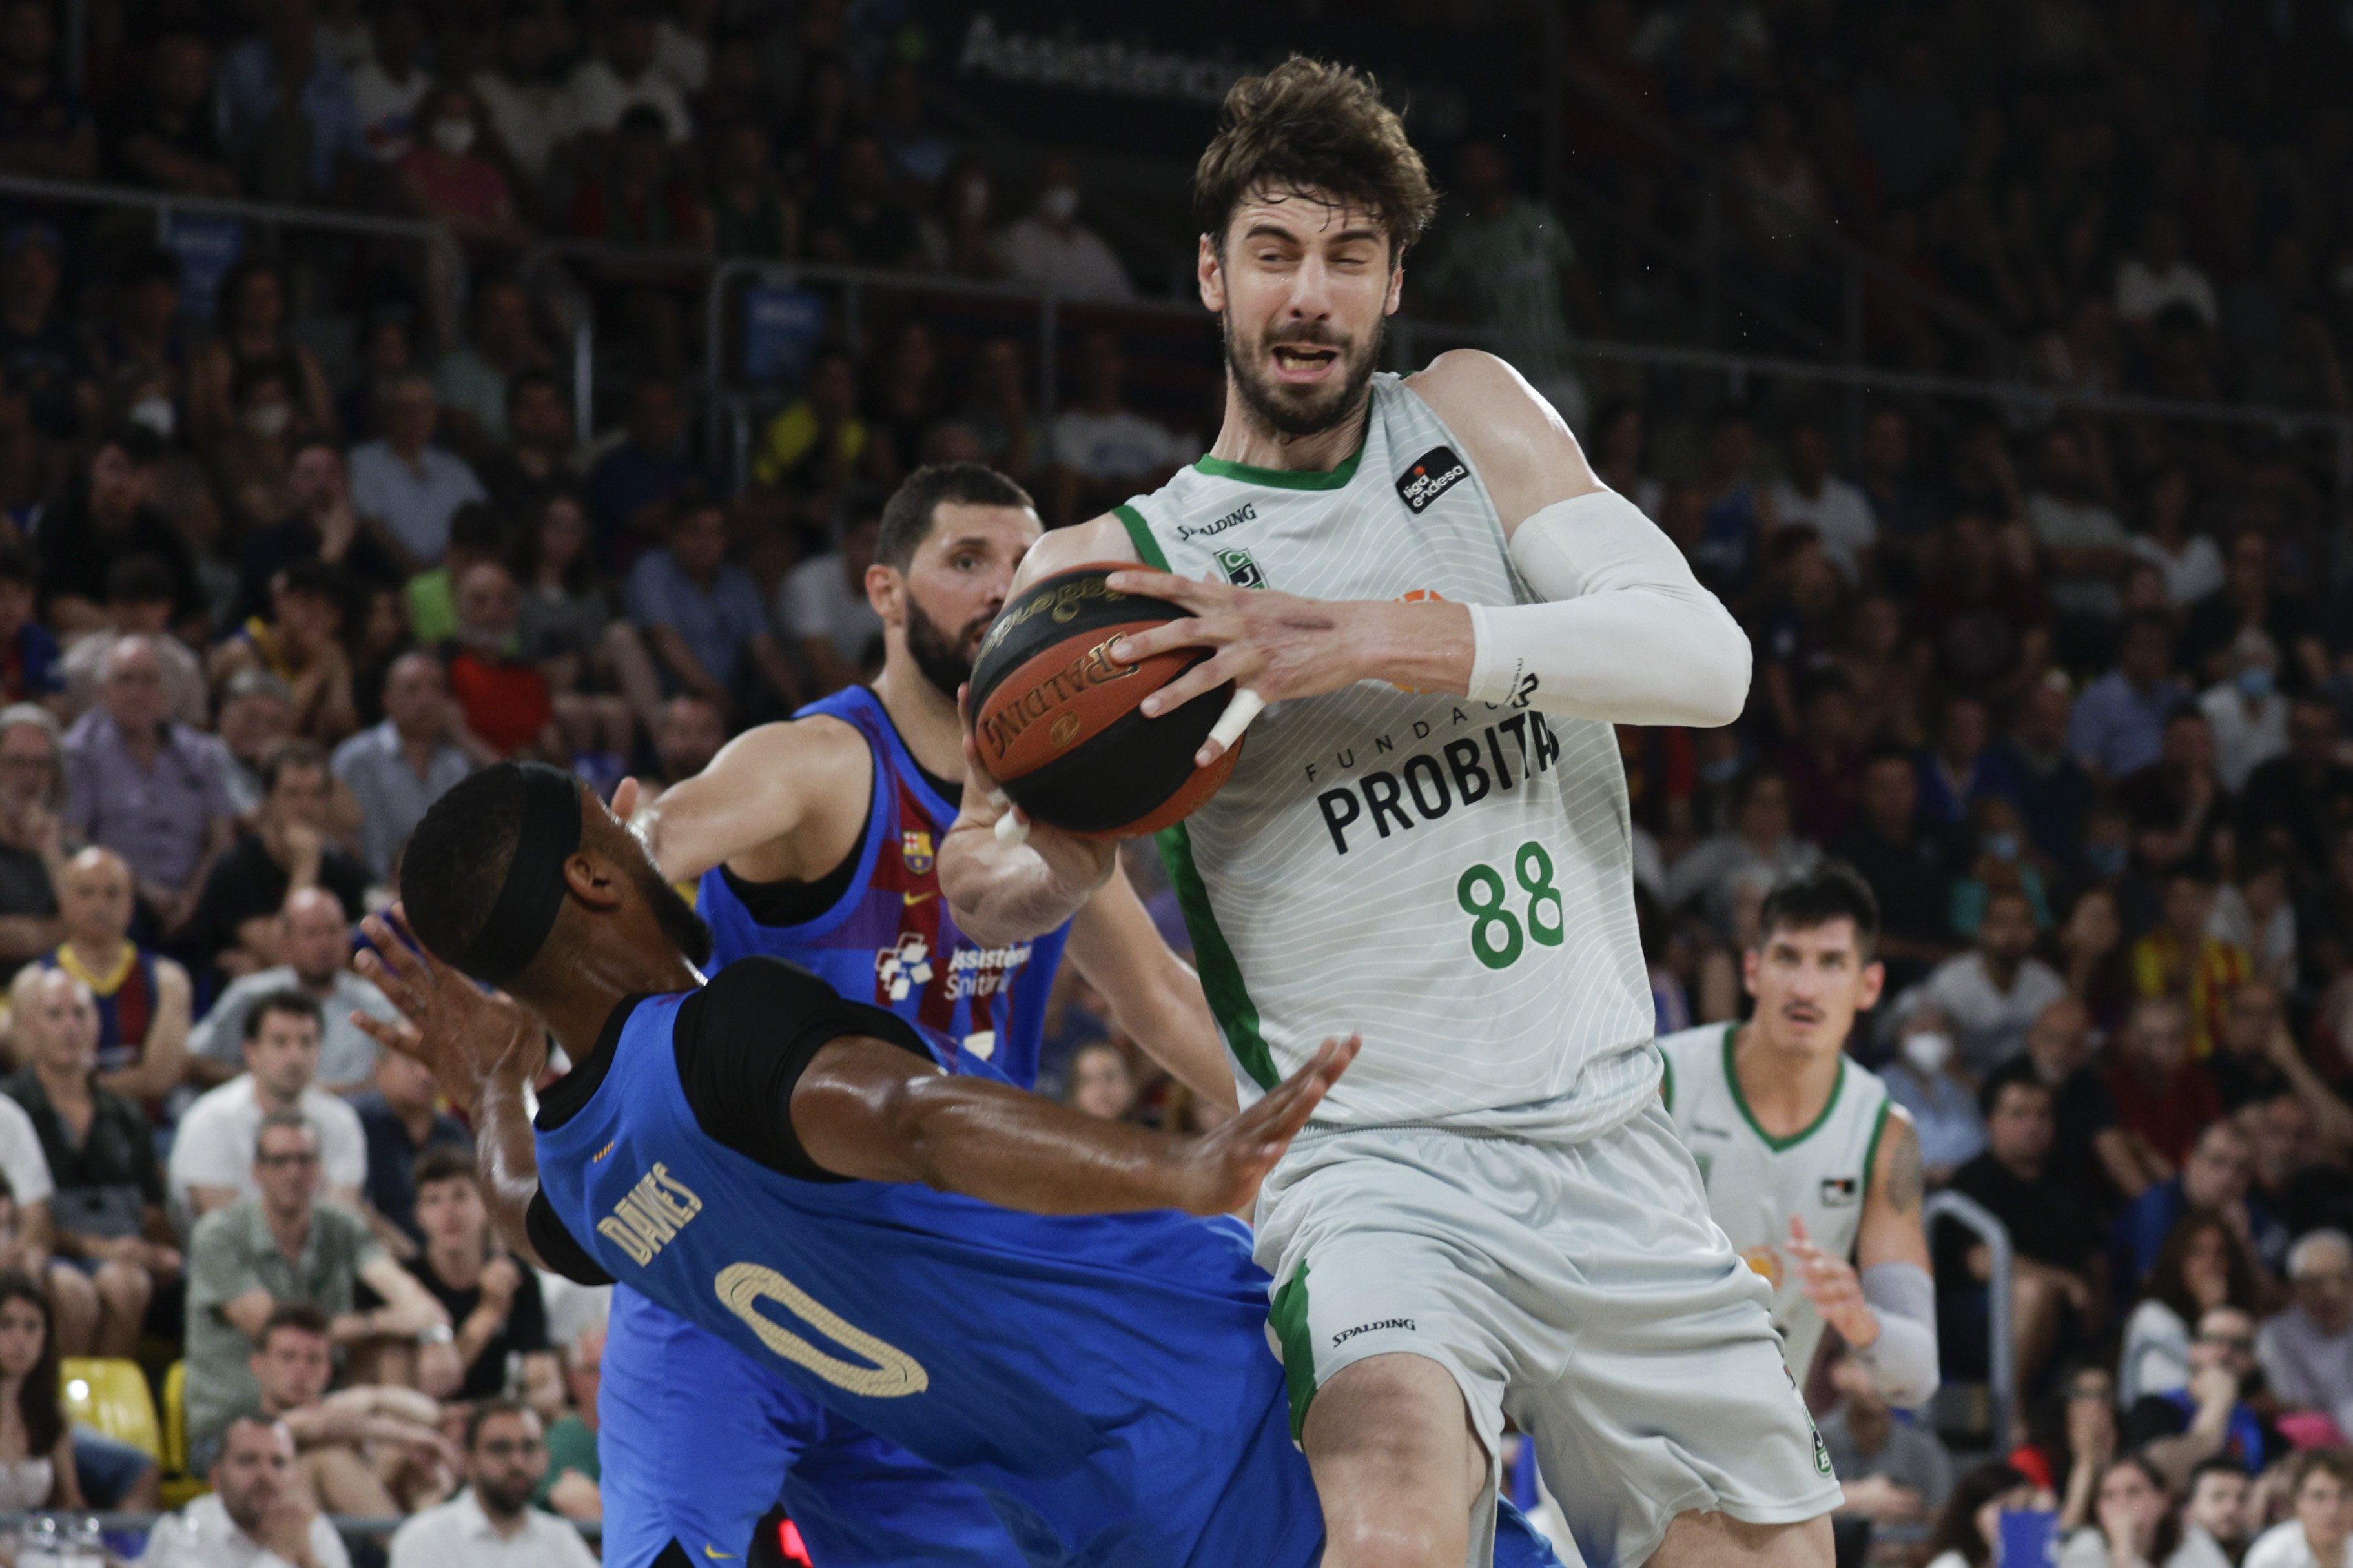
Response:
[472,11,568,184]
[169,991,366,1223]
[1766,418,1876,585]
[2199,629,2288,794]
[1047,331,1191,526]
[2130,469,2223,608]
[998,154,1134,301]
[776,511,883,697]
[1915,889,2070,1078]
[2245,1449,2353,1568]
[2168,1460,2250,1568]
[388,1402,595,1568]
[188,890,400,1096]
[560,10,690,145]
[2117,212,2220,328]
[139,1414,351,1568]
[345,3,429,162]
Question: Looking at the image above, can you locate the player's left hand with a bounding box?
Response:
[1787,1214,1880,1349]
[1169,1033,1360,1215]
[1104,571,1379,767]
[352,904,545,1115]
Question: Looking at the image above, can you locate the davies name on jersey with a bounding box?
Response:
[1308,706,1567,857]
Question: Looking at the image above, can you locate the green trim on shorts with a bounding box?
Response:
[1153,823,1279,1090]
[1113,504,1170,569]
[1723,1024,1848,1152]
[1659,1048,1675,1112]
[1269,1261,1317,1442]
[1860,1099,1892,1204]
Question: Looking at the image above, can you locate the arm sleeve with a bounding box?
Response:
[524,1190,614,1287]
[1850,1261,1939,1410]
[1464,489,1752,727]
[673,957,934,1182]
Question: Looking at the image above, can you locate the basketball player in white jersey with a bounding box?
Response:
[942,57,1836,1568]
[1657,864,1938,1414]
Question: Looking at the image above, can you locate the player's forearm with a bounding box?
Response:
[464,1065,554,1268]
[938,811,1108,945]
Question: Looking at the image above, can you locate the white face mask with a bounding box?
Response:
[431,118,477,156]
[244,402,291,440]
[1901,1030,1954,1076]
[128,396,174,439]
[1039,183,1078,223]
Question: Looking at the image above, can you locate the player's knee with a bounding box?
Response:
[1321,1513,1465,1568]
[1650,1509,1833,1568]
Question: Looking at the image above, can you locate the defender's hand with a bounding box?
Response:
[1788,1214,1880,1348]
[352,904,544,1112]
[1168,1035,1359,1215]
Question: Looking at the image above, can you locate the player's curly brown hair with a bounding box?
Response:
[1192,57,1439,260]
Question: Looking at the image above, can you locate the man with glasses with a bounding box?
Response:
[2125,1304,2288,1488]
[183,1115,452,1474]
[0,702,66,973]
[389,1401,595,1568]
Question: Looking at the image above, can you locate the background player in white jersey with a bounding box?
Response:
[1657,864,1938,1417]
[942,57,1834,1568]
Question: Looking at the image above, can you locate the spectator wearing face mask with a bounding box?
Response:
[2201,629,2289,796]
[997,154,1133,301]
[398,83,528,254]
[1879,1006,1985,1186]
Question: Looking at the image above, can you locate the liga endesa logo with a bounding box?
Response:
[975,636,1140,762]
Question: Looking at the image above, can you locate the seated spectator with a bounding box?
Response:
[390,1401,592,1568]
[564,102,709,249]
[2115,1121,2285,1292]
[1047,331,1187,527]
[2215,854,2298,996]
[214,0,363,203]
[998,154,1133,301]
[1663,770,1820,936]
[183,743,369,978]
[2124,712,2234,881]
[2132,869,2253,1058]
[2245,1093,2353,1243]
[1922,1463,2046,1568]
[1822,1340,1954,1527]
[5,968,178,1357]
[38,846,192,1105]
[2008,1361,2113,1521]
[535,1321,599,1521]
[2126,1305,2286,1487]
[2202,630,2290,795]
[2181,533,2321,696]
[476,372,579,525]
[2028,427,2134,633]
[207,359,303,536]
[1764,417,1876,586]
[445,564,557,759]
[709,119,795,261]
[0,545,57,709]
[236,442,405,626]
[2121,1210,2265,1407]
[625,496,797,722]
[352,1048,465,1248]
[2170,1460,2250,1568]
[170,992,366,1220]
[211,562,358,745]
[2020,995,2157,1202]
[641,693,724,795]
[406,1151,555,1403]
[99,30,233,196]
[560,6,690,143]
[2257,1230,2353,1436]
[1919,695,2021,829]
[63,637,237,930]
[512,493,641,769]
[2209,979,2300,1114]
[0,1269,79,1509]
[2072,613,2186,784]
[747,351,889,528]
[404,500,509,647]
[212,671,297,820]
[2238,699,2353,867]
[1946,1070,2106,1413]
[1911,511,2050,705]
[2118,212,2218,328]
[777,507,883,698]
[434,281,550,454]
[1776,673,1863,846]
[138,1413,351,1568]
[1881,1008,1986,1185]
[58,556,209,728]
[471,8,565,190]
[333,652,477,880]
[1916,888,2069,1077]
[0,703,63,973]
[35,426,203,636]
[231,1303,454,1515]
[588,378,703,565]
[188,260,336,450]
[1999,678,2095,869]
[2058,1456,2177,1568]
[1951,795,2051,939]
[183,1118,449,1472]
[803,134,921,270]
[189,887,395,1095]
[2243,1450,2353,1568]
[349,374,485,571]
[1832,746,1961,992]
[396,83,528,254]
[2109,997,2226,1171]
[0,225,94,442]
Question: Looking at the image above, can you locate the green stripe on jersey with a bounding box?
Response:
[1191,441,1364,491]
[1268,1261,1317,1441]
[1154,822,1279,1090]
[1113,504,1169,569]
[1860,1100,1893,1204]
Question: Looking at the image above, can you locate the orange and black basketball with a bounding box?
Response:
[967,563,1242,839]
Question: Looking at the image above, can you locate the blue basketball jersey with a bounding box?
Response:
[696,686,1069,1086]
[536,988,1326,1568]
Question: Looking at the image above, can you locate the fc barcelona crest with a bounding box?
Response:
[902,830,935,876]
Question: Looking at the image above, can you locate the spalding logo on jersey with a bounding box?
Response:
[1396,447,1468,513]
[876,933,934,1003]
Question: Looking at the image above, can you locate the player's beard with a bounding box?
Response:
[904,592,991,702]
[1222,309,1383,438]
[630,853,715,968]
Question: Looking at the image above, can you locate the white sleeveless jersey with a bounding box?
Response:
[1116,373,1656,1138]
[1658,1023,1895,1383]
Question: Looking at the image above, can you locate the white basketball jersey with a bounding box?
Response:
[1117,373,1656,1139]
[1658,1023,1894,1383]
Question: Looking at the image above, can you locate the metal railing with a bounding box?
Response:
[1923,1189,2015,1456]
[0,1509,602,1543]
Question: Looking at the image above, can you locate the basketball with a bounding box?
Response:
[966,563,1244,839]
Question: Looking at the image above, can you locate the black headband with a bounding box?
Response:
[457,763,582,986]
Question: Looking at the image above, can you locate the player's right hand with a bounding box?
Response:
[941,684,1116,926]
[1171,1035,1359,1216]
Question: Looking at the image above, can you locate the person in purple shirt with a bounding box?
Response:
[61,636,236,932]
[623,494,799,722]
